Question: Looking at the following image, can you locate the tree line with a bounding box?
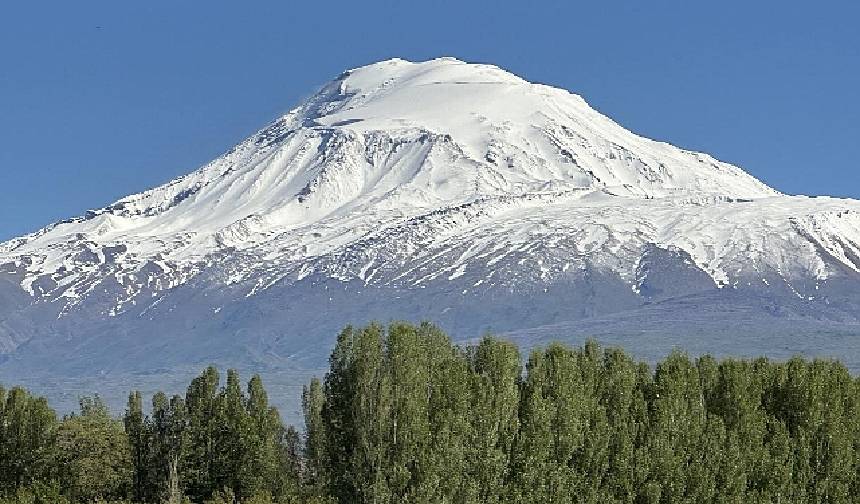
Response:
[2,321,860,503]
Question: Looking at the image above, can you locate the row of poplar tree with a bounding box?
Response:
[2,321,860,503]
[0,369,303,504]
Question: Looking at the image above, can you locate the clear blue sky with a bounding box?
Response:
[1,1,858,241]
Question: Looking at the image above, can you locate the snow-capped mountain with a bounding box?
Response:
[2,57,860,417]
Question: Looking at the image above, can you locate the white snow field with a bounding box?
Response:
[2,58,859,419]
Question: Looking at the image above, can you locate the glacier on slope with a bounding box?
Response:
[1,57,860,419]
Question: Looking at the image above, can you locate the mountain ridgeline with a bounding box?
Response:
[2,322,860,503]
[1,57,860,416]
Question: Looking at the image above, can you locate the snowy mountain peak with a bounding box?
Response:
[8,58,779,246]
[298,57,777,202]
[3,57,858,321]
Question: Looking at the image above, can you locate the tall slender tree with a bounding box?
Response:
[323,326,360,504]
[124,391,150,503]
[303,377,329,497]
[466,336,521,503]
[183,366,221,502]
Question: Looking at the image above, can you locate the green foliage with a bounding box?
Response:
[203,487,235,504]
[123,391,147,503]
[123,368,302,503]
[4,321,860,504]
[183,365,221,502]
[302,377,328,498]
[0,481,69,504]
[465,337,521,503]
[53,396,132,503]
[310,324,860,504]
[0,386,57,493]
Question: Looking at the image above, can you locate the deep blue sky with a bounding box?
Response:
[1,1,858,241]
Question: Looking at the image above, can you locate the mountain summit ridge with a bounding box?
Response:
[8,57,777,231]
[1,58,859,416]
